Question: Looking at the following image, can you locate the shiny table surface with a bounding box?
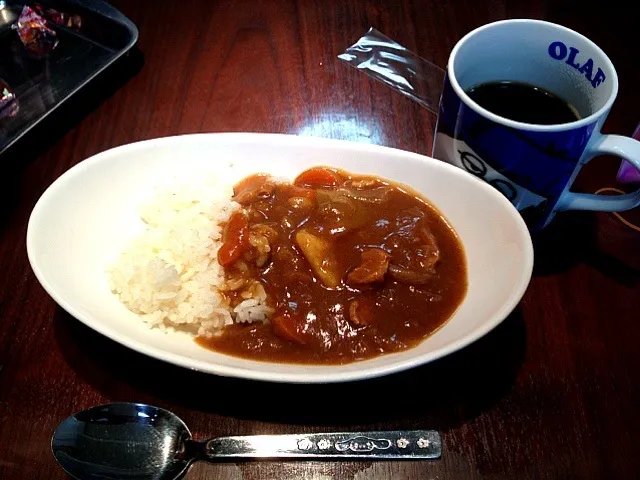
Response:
[1,1,639,479]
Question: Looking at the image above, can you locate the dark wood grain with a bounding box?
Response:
[1,1,639,479]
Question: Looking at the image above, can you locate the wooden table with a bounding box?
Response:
[1,1,639,479]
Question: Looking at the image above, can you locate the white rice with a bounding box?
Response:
[107,175,272,337]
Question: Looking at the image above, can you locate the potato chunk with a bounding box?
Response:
[294,229,340,288]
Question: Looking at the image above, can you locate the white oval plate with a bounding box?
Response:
[27,133,533,383]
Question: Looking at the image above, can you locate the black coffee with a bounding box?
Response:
[466,81,580,125]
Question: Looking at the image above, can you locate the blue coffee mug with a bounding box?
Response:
[433,19,640,230]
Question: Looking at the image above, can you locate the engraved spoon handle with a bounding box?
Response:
[204,430,441,460]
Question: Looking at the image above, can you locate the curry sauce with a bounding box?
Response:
[197,167,467,364]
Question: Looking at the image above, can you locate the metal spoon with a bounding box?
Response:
[52,402,441,480]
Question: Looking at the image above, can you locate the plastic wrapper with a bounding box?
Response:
[616,123,640,184]
[14,5,58,55]
[36,5,82,29]
[0,78,18,119]
[338,28,444,113]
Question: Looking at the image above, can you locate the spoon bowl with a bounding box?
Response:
[52,403,193,480]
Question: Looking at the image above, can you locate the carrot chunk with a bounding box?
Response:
[272,314,306,344]
[217,212,250,266]
[294,167,343,189]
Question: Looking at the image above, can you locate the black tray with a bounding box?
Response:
[0,0,138,155]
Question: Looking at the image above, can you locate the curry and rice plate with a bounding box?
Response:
[108,167,467,365]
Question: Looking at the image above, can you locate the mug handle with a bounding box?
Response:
[556,134,640,211]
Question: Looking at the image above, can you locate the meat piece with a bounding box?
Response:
[386,225,440,284]
[348,298,375,326]
[233,174,277,205]
[250,223,279,243]
[281,184,317,201]
[294,229,341,288]
[217,212,250,266]
[240,226,277,268]
[347,248,390,284]
[273,245,308,272]
[248,232,270,252]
